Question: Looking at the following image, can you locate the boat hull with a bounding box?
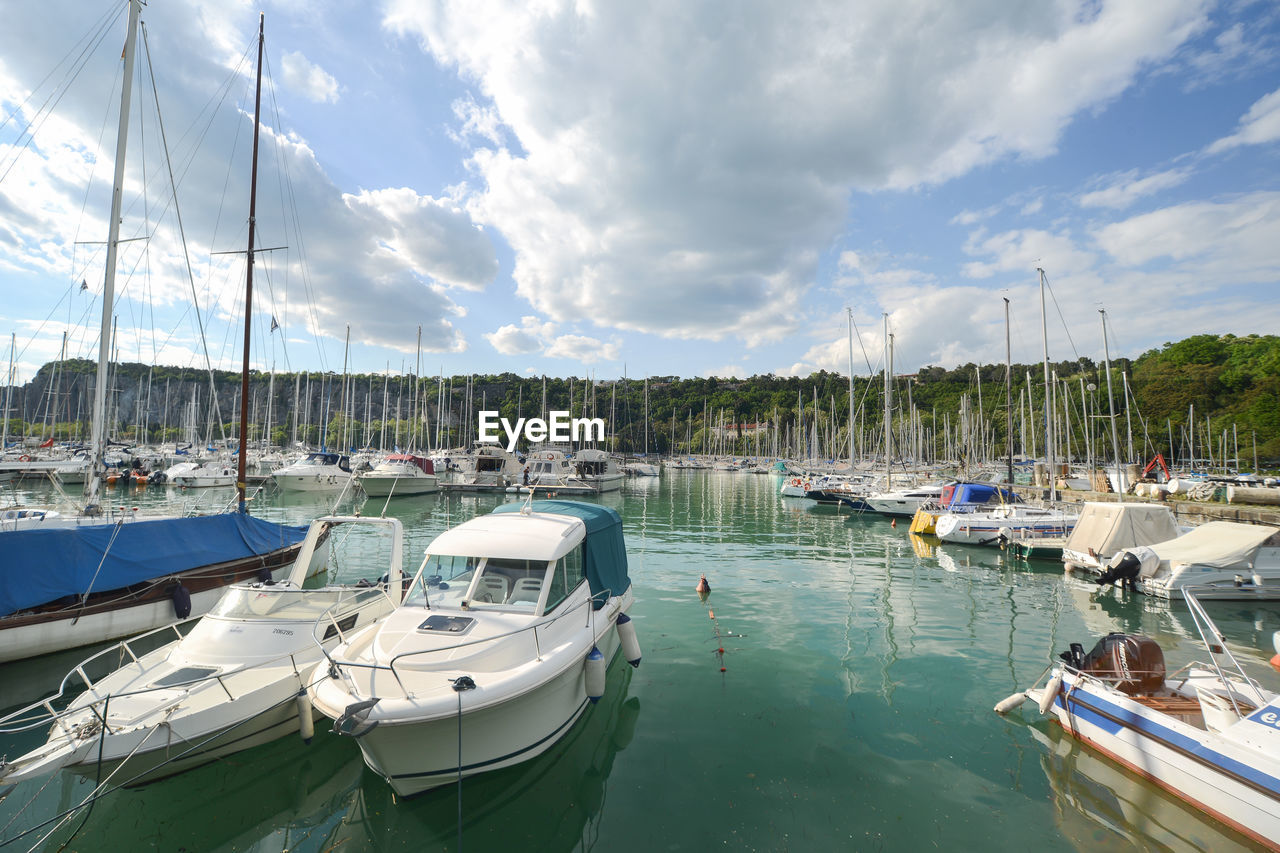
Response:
[1038,673,1280,849]
[0,537,321,663]
[272,472,353,492]
[358,475,440,496]
[337,619,624,798]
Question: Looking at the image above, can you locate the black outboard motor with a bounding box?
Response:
[1061,632,1165,695]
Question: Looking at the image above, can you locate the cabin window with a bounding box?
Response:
[546,544,586,612]
[407,554,480,607]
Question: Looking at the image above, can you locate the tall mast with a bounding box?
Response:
[2,333,13,451]
[882,313,891,490]
[86,0,142,511]
[847,308,855,470]
[1100,309,1125,502]
[236,12,265,513]
[1004,297,1013,486]
[1037,268,1056,501]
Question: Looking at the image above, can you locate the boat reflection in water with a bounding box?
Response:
[325,662,640,851]
[1030,723,1267,852]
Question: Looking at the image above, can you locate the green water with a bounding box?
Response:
[2,472,1278,852]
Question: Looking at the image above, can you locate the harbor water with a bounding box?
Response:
[2,471,1277,851]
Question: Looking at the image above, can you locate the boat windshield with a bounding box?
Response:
[209,586,380,621]
[406,554,550,611]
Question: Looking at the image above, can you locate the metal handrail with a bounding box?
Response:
[321,587,618,697]
[1181,585,1268,712]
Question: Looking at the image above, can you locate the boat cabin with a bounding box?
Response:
[403,501,630,618]
[302,452,351,472]
[382,454,434,475]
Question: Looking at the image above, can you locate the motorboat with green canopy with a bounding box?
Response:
[308,499,641,796]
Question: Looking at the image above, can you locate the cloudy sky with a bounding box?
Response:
[1,0,1277,384]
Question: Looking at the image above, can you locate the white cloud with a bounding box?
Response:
[1078,167,1193,209]
[1092,191,1280,273]
[1206,87,1280,154]
[281,50,341,104]
[343,188,498,291]
[1020,198,1043,216]
[485,316,557,354]
[543,333,619,363]
[960,228,1096,280]
[701,364,745,379]
[383,0,1209,345]
[0,2,483,363]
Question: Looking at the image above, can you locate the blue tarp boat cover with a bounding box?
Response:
[491,500,631,606]
[940,481,1018,509]
[0,514,308,617]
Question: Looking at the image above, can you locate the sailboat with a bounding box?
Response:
[0,0,316,663]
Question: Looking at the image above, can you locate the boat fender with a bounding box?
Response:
[993,692,1027,714]
[585,646,606,703]
[170,583,192,619]
[617,612,642,668]
[1038,672,1063,715]
[296,690,315,744]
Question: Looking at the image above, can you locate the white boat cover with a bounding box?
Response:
[1149,521,1278,569]
[1063,502,1181,557]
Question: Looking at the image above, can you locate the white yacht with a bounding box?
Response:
[935,503,1077,547]
[171,461,237,488]
[864,484,947,518]
[308,500,641,797]
[272,452,355,493]
[571,448,625,492]
[359,454,439,497]
[0,515,401,787]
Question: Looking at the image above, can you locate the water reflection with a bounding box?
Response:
[321,663,640,852]
[1030,723,1268,852]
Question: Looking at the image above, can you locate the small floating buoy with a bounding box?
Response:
[296,690,315,743]
[585,646,606,703]
[1270,653,1280,671]
[890,519,897,528]
[994,692,1027,714]
[1038,672,1063,715]
[616,612,642,668]
[695,575,710,598]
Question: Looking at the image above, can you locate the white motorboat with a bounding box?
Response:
[523,448,577,488]
[308,499,641,797]
[1118,521,1280,600]
[571,448,625,492]
[1061,502,1184,573]
[998,590,1280,849]
[359,454,439,497]
[171,461,236,488]
[621,460,660,477]
[864,484,947,518]
[0,515,401,787]
[272,452,356,493]
[935,503,1077,546]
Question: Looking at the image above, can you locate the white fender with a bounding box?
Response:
[617,612,642,668]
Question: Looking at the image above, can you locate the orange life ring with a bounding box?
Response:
[18,454,32,462]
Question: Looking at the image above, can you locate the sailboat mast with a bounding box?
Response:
[87,0,141,510]
[847,308,855,470]
[882,313,891,490]
[1004,297,1013,485]
[236,12,265,512]
[1037,268,1056,501]
[1100,309,1125,502]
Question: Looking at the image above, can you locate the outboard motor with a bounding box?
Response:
[1062,632,1164,695]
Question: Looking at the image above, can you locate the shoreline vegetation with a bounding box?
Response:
[5,333,1277,468]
